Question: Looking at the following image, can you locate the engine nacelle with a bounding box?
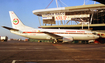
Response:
[63,36,73,42]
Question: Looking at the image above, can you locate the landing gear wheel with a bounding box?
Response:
[53,41,56,44]
[52,39,57,44]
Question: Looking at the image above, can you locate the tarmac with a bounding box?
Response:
[0,41,105,63]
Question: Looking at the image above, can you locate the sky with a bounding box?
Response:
[0,0,99,40]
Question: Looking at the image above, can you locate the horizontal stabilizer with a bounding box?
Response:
[2,26,19,31]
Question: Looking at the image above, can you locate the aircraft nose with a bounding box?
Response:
[94,35,99,39]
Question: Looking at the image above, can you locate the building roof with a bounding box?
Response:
[33,4,105,16]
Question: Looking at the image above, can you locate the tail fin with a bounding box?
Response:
[9,11,25,29]
[9,11,35,31]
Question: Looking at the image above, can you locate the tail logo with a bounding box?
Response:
[13,18,19,25]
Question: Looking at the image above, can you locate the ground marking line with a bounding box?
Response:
[12,59,105,63]
[0,48,104,52]
[12,59,74,63]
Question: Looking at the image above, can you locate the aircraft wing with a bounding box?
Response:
[42,31,74,42]
[42,31,63,39]
[2,26,19,31]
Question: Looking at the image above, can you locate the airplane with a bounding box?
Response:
[2,11,99,43]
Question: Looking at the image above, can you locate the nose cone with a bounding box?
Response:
[94,35,99,39]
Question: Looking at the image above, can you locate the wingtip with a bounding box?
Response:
[1,26,5,28]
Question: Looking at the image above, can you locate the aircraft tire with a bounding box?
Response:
[52,39,57,44]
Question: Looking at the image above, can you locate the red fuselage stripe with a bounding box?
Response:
[22,32,91,34]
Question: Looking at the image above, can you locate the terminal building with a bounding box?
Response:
[32,4,105,43]
[33,4,105,30]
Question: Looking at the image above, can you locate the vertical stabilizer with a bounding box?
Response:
[9,11,25,29]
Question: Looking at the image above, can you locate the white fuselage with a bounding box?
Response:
[10,28,99,40]
[2,11,99,42]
